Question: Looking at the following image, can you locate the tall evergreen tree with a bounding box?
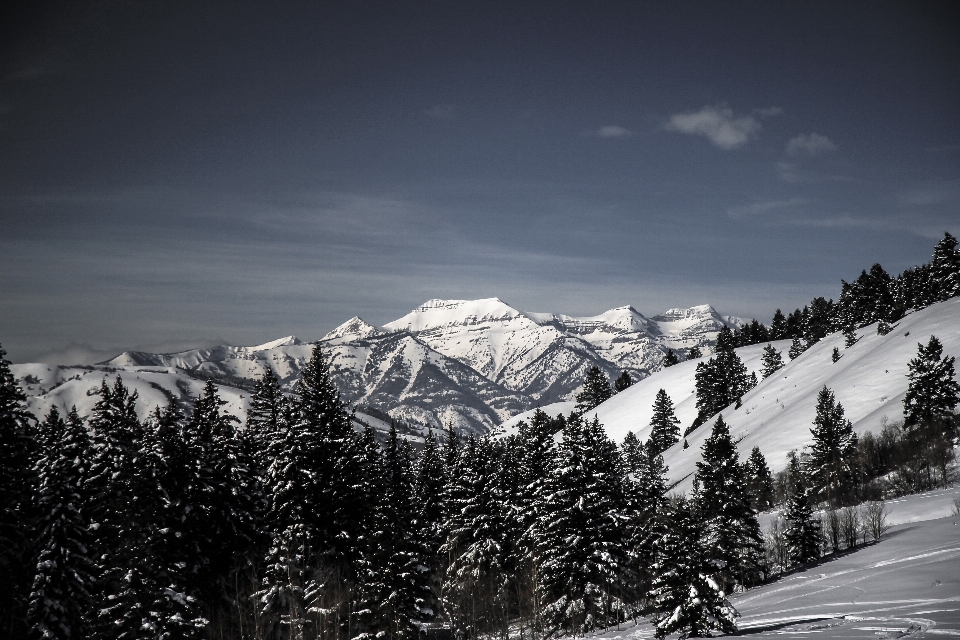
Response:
[624,440,670,604]
[647,498,738,640]
[648,389,680,455]
[770,309,788,340]
[356,425,424,640]
[692,416,764,591]
[620,431,644,473]
[745,446,775,512]
[783,457,822,568]
[414,429,447,622]
[28,407,94,640]
[615,370,633,391]
[686,346,703,360]
[691,339,753,430]
[535,415,629,635]
[928,231,960,302]
[903,335,960,428]
[575,366,613,414]
[246,369,288,473]
[0,343,36,638]
[788,337,806,360]
[807,386,858,507]
[760,344,784,379]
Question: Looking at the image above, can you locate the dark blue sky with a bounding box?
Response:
[2,1,958,363]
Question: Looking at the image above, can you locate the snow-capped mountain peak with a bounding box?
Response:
[322,317,384,342]
[383,297,534,333]
[250,335,302,350]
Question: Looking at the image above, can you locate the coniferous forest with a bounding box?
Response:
[1,233,959,640]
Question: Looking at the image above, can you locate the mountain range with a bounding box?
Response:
[12,298,742,434]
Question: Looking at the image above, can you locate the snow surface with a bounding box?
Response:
[577,297,960,493]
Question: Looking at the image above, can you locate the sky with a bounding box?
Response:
[1,1,958,364]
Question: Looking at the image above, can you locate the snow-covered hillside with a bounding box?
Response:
[12,297,741,434]
[529,297,960,493]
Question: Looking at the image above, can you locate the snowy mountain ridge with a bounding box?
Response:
[11,298,742,435]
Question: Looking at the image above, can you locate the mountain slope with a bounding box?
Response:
[583,297,960,492]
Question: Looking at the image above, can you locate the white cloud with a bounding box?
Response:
[726,198,807,219]
[595,125,633,138]
[786,133,837,157]
[665,105,763,149]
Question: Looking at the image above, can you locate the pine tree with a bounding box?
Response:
[414,429,446,622]
[783,457,822,568]
[246,369,287,473]
[770,309,788,340]
[28,407,94,640]
[903,335,960,428]
[745,446,775,512]
[662,350,680,368]
[648,498,738,640]
[692,416,765,591]
[615,370,633,391]
[807,386,858,507]
[760,344,784,379]
[535,415,629,635]
[929,232,960,302]
[831,347,841,363]
[691,343,753,431]
[356,424,424,640]
[624,440,669,603]
[620,431,644,473]
[648,389,680,455]
[0,343,36,638]
[843,324,858,348]
[575,366,613,414]
[183,381,257,625]
[788,337,806,360]
[686,346,703,360]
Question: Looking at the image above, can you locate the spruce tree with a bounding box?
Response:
[624,440,669,603]
[745,446,775,512]
[692,416,764,591]
[356,424,424,640]
[414,429,446,621]
[575,366,613,414]
[246,369,287,473]
[535,414,630,635]
[760,344,784,379]
[686,345,703,360]
[929,231,960,302]
[903,335,960,428]
[831,347,841,363]
[843,324,858,348]
[788,337,806,360]
[770,309,788,340]
[807,386,858,507]
[691,341,753,431]
[783,457,822,568]
[648,389,680,455]
[28,407,94,640]
[615,370,634,391]
[621,431,644,473]
[648,498,738,639]
[662,350,680,368]
[0,343,36,637]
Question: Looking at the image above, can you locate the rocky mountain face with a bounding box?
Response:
[14,298,742,435]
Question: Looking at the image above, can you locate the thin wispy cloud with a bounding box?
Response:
[595,125,633,138]
[664,105,767,149]
[425,104,456,120]
[786,133,837,157]
[726,198,807,219]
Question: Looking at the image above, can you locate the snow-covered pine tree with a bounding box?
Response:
[624,439,670,605]
[788,336,806,360]
[575,366,613,414]
[28,406,94,640]
[760,344,784,379]
[535,414,630,635]
[615,370,633,391]
[783,457,822,568]
[803,297,835,345]
[745,446,775,512]
[259,344,366,639]
[903,335,960,428]
[647,497,738,640]
[621,431,643,473]
[355,424,424,640]
[0,343,36,637]
[929,231,960,302]
[246,369,288,475]
[183,380,257,628]
[648,389,680,455]
[414,429,446,622]
[441,435,511,639]
[662,350,680,368]
[692,415,765,591]
[770,309,788,340]
[807,386,859,507]
[843,324,858,348]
